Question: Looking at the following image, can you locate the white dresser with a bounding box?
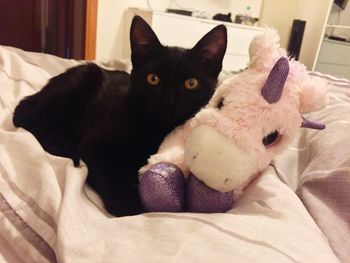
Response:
[123,9,265,72]
[315,38,350,79]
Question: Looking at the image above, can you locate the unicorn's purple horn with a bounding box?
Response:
[261,57,290,104]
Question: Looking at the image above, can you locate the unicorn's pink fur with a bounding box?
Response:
[139,29,330,194]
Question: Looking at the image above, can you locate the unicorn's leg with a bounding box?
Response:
[187,174,234,213]
[139,163,186,212]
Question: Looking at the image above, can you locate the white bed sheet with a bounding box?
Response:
[0,45,343,262]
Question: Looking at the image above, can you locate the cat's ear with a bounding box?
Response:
[191,25,227,74]
[130,16,162,66]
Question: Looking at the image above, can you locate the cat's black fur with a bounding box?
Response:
[13,16,227,216]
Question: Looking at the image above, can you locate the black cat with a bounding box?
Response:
[13,16,227,216]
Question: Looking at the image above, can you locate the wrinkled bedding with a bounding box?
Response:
[0,45,349,262]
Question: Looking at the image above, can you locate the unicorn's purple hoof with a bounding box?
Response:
[187,174,234,213]
[139,163,185,212]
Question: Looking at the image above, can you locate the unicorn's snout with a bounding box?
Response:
[184,125,257,192]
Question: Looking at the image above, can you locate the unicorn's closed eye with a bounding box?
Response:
[138,29,331,213]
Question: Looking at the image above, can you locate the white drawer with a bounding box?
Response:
[315,62,350,79]
[152,13,264,57]
[223,54,249,72]
[152,14,220,49]
[125,10,265,72]
[317,40,350,66]
[226,27,263,56]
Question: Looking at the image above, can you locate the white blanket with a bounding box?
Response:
[0,45,345,263]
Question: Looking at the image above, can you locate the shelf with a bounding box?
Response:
[326,24,350,29]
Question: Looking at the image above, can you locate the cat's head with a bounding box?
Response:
[129,16,227,129]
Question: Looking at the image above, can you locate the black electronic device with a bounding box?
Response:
[166,9,192,16]
[334,0,349,9]
[287,19,306,60]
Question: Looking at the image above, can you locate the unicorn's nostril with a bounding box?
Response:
[216,97,224,109]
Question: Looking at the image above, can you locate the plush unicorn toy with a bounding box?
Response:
[138,29,330,213]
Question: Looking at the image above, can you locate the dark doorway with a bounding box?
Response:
[0,0,42,53]
[0,0,93,60]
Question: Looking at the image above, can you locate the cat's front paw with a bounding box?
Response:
[139,163,185,212]
[187,174,234,213]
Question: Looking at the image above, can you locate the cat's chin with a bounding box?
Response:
[149,112,187,129]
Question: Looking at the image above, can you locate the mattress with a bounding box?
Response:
[1,45,349,263]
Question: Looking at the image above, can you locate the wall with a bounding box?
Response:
[95,0,262,62]
[297,0,333,70]
[259,0,301,48]
[260,0,333,70]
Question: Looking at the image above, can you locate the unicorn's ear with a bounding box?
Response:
[298,76,330,113]
[248,29,287,71]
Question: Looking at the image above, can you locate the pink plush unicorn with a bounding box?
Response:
[138,29,330,213]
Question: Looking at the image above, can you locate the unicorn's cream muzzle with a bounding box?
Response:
[184,125,258,192]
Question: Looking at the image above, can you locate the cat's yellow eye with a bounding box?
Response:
[146,73,160,86]
[184,78,199,90]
